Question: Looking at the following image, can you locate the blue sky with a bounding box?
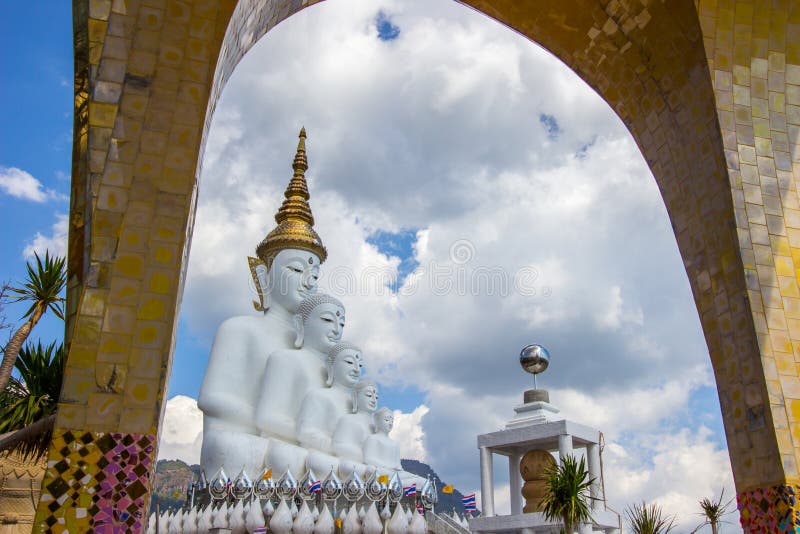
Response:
[0,2,72,346]
[2,2,740,530]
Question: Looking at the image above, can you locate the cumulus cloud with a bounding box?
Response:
[390,405,429,461]
[0,166,58,202]
[170,0,741,529]
[23,213,68,258]
[157,395,204,464]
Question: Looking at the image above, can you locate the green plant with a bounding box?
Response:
[0,341,64,458]
[625,501,676,534]
[538,454,595,533]
[0,251,66,393]
[694,489,733,534]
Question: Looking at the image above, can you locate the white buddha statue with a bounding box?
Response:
[333,380,378,478]
[255,293,346,474]
[198,128,328,477]
[300,342,363,475]
[362,409,425,487]
[297,342,363,451]
[363,408,401,472]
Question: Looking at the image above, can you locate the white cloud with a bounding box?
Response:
[604,426,739,533]
[390,405,429,461]
[23,213,68,259]
[158,395,204,464]
[0,166,58,202]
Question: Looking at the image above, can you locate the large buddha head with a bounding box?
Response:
[326,342,363,387]
[293,293,345,352]
[263,248,320,313]
[251,128,327,313]
[353,380,378,415]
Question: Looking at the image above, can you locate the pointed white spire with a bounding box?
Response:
[229,499,247,534]
[196,504,212,534]
[270,499,294,534]
[380,500,391,520]
[343,504,362,534]
[158,511,169,534]
[409,507,427,534]
[362,502,383,534]
[263,498,276,518]
[387,504,409,534]
[294,500,316,534]
[245,496,267,532]
[314,502,335,534]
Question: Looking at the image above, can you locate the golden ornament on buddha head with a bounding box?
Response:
[256,127,328,269]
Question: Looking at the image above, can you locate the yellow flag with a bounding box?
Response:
[378,474,389,484]
[262,469,273,480]
[173,489,181,498]
[335,519,343,529]
[442,485,454,494]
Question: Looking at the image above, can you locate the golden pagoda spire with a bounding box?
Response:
[256,128,328,268]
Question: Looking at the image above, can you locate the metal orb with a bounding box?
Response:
[519,344,550,375]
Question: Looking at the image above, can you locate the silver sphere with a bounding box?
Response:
[520,344,550,375]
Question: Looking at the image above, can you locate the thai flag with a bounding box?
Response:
[309,479,322,493]
[253,528,267,534]
[403,484,417,497]
[416,503,425,515]
[462,493,477,513]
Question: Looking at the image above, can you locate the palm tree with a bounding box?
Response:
[539,454,595,533]
[0,252,66,393]
[625,501,676,534]
[0,341,64,458]
[694,489,733,534]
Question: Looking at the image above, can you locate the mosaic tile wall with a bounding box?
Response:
[35,0,800,531]
[738,483,800,533]
[34,430,154,533]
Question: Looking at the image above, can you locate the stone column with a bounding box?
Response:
[479,446,495,517]
[509,452,523,515]
[557,434,573,462]
[587,442,601,510]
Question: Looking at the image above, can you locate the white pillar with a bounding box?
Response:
[479,446,495,517]
[587,442,601,510]
[509,452,523,515]
[557,434,573,462]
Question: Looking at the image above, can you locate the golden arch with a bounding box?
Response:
[33,1,800,531]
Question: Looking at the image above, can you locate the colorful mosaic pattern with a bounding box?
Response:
[34,430,154,533]
[738,483,800,533]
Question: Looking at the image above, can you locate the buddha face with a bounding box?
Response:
[266,249,320,313]
[302,302,346,353]
[356,386,378,413]
[332,349,363,387]
[376,410,394,434]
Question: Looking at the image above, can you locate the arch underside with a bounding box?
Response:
[31,1,800,532]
